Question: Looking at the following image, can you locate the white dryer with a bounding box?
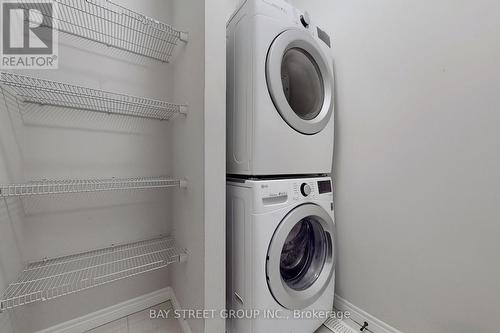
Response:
[227,176,336,333]
[227,0,335,176]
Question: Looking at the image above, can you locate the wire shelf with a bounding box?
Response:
[0,176,188,197]
[0,236,188,311]
[17,0,188,63]
[0,72,188,121]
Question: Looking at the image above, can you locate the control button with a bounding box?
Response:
[300,12,310,28]
[300,183,311,197]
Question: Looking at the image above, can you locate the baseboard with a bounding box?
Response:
[334,295,404,333]
[169,290,192,333]
[37,287,191,333]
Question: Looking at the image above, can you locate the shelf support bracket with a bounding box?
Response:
[179,179,188,189]
[179,252,189,263]
[179,105,189,117]
[180,31,189,43]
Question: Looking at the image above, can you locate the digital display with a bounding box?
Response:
[318,180,332,194]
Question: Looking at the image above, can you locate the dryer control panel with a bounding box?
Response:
[254,0,331,48]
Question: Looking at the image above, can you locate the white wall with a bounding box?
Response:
[169,1,207,333]
[291,0,500,332]
[203,0,227,332]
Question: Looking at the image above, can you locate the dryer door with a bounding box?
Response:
[266,29,334,135]
[266,203,335,310]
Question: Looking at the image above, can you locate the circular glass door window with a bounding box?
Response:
[280,217,327,291]
[281,48,325,121]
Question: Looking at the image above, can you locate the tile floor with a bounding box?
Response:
[86,301,182,333]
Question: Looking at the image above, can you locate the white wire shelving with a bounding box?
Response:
[0,72,188,121]
[0,236,188,311]
[0,176,188,198]
[18,0,188,63]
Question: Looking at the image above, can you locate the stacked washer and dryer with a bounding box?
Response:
[226,1,336,333]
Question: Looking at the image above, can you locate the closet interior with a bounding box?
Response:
[0,1,225,332]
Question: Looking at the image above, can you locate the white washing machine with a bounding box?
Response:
[227,0,335,176]
[226,176,336,333]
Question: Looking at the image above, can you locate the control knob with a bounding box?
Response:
[300,12,311,28]
[300,183,311,197]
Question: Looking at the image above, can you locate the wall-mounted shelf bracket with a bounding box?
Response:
[179,105,189,116]
[179,179,189,189]
[178,252,189,263]
[180,32,189,43]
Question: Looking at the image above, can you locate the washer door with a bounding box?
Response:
[266,29,334,135]
[266,204,335,310]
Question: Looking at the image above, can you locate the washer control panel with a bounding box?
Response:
[292,180,319,201]
[244,176,333,211]
[251,177,333,208]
